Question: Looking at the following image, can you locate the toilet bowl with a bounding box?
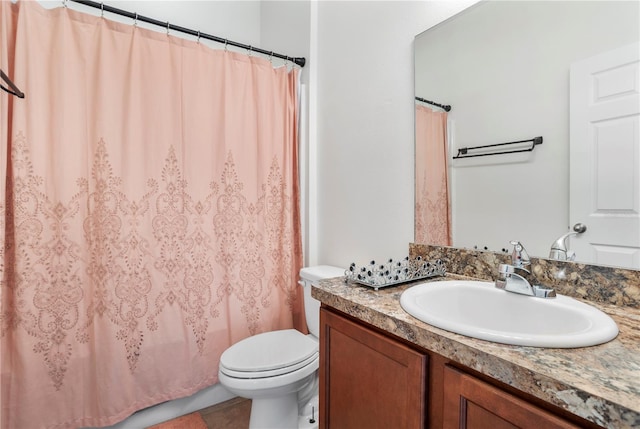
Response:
[218,265,344,429]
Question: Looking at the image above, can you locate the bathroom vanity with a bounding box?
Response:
[314,245,640,429]
[321,307,591,428]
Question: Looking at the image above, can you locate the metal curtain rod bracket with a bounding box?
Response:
[0,69,25,98]
[69,0,306,67]
[415,96,451,112]
[453,136,543,159]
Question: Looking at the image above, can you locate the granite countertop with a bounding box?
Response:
[312,275,640,429]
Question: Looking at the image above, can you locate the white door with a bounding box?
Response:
[570,41,640,269]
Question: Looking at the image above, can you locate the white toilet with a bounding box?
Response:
[218,265,344,429]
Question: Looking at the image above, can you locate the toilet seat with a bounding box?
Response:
[220,352,318,379]
[220,329,318,379]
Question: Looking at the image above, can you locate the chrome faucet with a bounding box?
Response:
[549,223,587,261]
[495,241,556,298]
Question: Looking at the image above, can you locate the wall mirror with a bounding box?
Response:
[414,0,640,269]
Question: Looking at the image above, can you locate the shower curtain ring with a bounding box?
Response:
[62,0,67,8]
[100,2,104,18]
[248,46,253,57]
[166,21,170,35]
[197,31,201,43]
[133,12,138,26]
[269,51,273,64]
[224,40,228,51]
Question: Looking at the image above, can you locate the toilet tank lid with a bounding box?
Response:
[300,265,345,282]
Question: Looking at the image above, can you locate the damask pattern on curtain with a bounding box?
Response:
[0,2,303,428]
[415,105,452,246]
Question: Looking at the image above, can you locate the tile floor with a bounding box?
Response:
[198,397,252,429]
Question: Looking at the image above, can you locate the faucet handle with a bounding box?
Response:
[509,240,530,268]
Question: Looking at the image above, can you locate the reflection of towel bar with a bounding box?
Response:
[453,136,542,159]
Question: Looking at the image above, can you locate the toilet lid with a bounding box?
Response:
[220,329,318,373]
[220,352,318,379]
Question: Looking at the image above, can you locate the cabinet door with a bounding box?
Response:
[443,366,580,429]
[319,308,427,429]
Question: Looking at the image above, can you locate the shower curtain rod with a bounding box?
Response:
[415,96,451,112]
[68,0,306,67]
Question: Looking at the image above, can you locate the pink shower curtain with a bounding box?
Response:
[415,105,451,246]
[0,2,303,428]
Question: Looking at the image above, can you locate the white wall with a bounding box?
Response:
[313,1,477,268]
[39,1,262,51]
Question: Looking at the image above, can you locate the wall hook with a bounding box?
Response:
[0,69,25,98]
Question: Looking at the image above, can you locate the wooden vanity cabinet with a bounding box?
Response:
[319,307,428,429]
[320,307,595,429]
[443,366,580,429]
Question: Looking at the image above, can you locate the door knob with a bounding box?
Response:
[573,223,587,234]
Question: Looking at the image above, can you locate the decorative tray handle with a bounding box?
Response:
[344,256,446,291]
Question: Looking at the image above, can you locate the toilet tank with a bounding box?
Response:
[299,265,344,338]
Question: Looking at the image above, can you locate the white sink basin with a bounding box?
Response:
[400,280,618,348]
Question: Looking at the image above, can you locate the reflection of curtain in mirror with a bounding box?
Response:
[0,1,302,428]
[415,105,451,245]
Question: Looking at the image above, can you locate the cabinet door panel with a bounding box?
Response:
[443,366,580,429]
[320,308,427,429]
